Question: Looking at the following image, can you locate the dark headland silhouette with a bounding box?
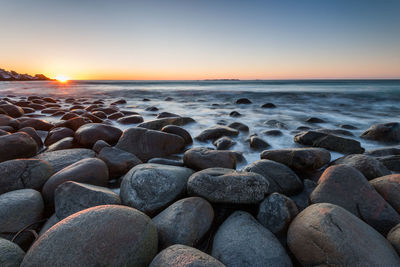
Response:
[0,68,52,81]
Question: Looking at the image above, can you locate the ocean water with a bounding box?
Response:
[1,80,399,168]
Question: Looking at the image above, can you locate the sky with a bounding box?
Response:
[0,0,399,80]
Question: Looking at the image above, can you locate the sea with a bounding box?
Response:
[1,79,399,167]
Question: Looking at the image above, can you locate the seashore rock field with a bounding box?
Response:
[0,94,400,266]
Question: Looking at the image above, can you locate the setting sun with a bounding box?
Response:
[55,75,69,83]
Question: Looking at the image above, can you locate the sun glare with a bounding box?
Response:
[55,75,69,83]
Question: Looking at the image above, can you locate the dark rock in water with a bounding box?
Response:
[117,115,144,124]
[74,123,122,147]
[83,113,103,124]
[261,103,276,108]
[150,244,224,267]
[44,127,74,146]
[361,122,400,142]
[137,117,195,130]
[41,108,61,115]
[213,136,236,150]
[0,114,19,129]
[162,125,192,145]
[264,119,288,129]
[19,127,43,148]
[153,197,214,249]
[263,129,283,136]
[0,159,54,194]
[294,130,364,154]
[257,193,298,236]
[305,117,325,123]
[18,118,53,131]
[91,110,107,119]
[371,175,400,214]
[108,112,124,120]
[249,136,270,150]
[120,163,194,215]
[111,99,127,105]
[260,147,331,171]
[364,146,400,157]
[46,137,77,151]
[310,164,400,235]
[0,132,38,163]
[187,168,268,204]
[116,127,185,162]
[143,98,151,101]
[164,97,174,101]
[184,147,237,170]
[290,179,317,211]
[54,181,121,220]
[0,104,24,118]
[42,158,109,205]
[0,189,44,246]
[97,146,142,179]
[243,159,303,195]
[0,237,25,267]
[56,117,90,131]
[21,205,158,267]
[235,98,252,104]
[229,111,241,117]
[92,139,111,153]
[377,155,400,172]
[332,154,391,180]
[212,211,292,267]
[195,125,239,141]
[146,106,159,111]
[156,112,181,118]
[316,128,354,136]
[148,158,184,166]
[388,224,400,256]
[228,122,249,132]
[60,112,79,120]
[340,124,358,130]
[35,148,95,172]
[0,128,9,136]
[288,203,400,266]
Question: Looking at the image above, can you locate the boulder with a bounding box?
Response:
[249,136,270,150]
[92,139,111,153]
[137,117,195,130]
[44,127,74,146]
[153,197,214,249]
[21,205,158,267]
[361,122,400,142]
[0,104,24,118]
[260,147,331,171]
[150,245,225,267]
[310,165,400,235]
[235,98,252,104]
[187,168,268,204]
[212,211,292,267]
[54,181,121,220]
[0,238,25,267]
[227,122,249,132]
[388,224,400,256]
[35,148,95,172]
[0,114,19,129]
[18,127,43,148]
[18,118,53,131]
[46,137,77,151]
[183,147,237,170]
[261,103,276,108]
[120,163,194,215]
[0,159,54,194]
[117,115,144,124]
[195,125,239,141]
[74,123,122,147]
[213,136,236,150]
[0,132,38,163]
[289,179,317,211]
[116,127,185,162]
[161,125,192,145]
[371,174,400,214]
[287,203,400,266]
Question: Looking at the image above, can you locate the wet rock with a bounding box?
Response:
[162,125,192,145]
[261,102,276,108]
[46,137,77,151]
[316,128,354,136]
[111,99,127,105]
[287,203,400,266]
[310,164,400,235]
[54,181,121,220]
[235,98,252,104]
[305,117,325,123]
[212,211,292,267]
[137,117,195,130]
[361,122,400,142]
[21,205,158,267]
[0,114,19,129]
[44,127,75,146]
[0,104,24,118]
[116,127,185,162]
[0,159,54,194]
[150,244,225,267]
[249,136,270,150]
[120,163,194,215]
[260,147,331,171]
[146,106,159,111]
[243,159,303,195]
[364,146,400,157]
[213,136,236,150]
[184,147,237,170]
[378,155,400,172]
[388,224,400,256]
[228,122,249,132]
[97,146,142,179]
[340,124,358,129]
[56,117,90,131]
[35,148,95,172]
[0,133,38,163]
[289,179,317,211]
[153,197,214,249]
[42,158,109,205]
[148,158,184,167]
[108,112,124,120]
[187,168,268,204]
[229,111,241,117]
[74,123,122,147]
[19,127,43,148]
[332,154,391,180]
[60,112,79,120]
[264,119,288,129]
[195,125,239,141]
[263,129,283,136]
[294,130,364,154]
[117,115,144,124]
[18,118,53,131]
[91,110,107,119]
[92,139,111,153]
[156,112,181,118]
[371,175,400,214]
[0,237,25,267]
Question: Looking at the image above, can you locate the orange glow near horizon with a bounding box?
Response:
[54,75,69,83]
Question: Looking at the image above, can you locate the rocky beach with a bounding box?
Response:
[1,80,400,266]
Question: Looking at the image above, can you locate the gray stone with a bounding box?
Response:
[212,211,292,267]
[35,148,95,172]
[0,159,54,194]
[54,181,121,219]
[0,238,25,267]
[0,133,38,163]
[388,224,400,256]
[371,174,400,214]
[287,203,400,266]
[18,127,43,148]
[228,122,249,132]
[289,179,317,211]
[184,147,237,170]
[117,115,144,124]
[187,168,268,204]
[21,205,158,267]
[249,136,270,150]
[44,127,74,146]
[46,137,77,151]
[150,245,225,267]
[195,125,239,141]
[361,122,400,142]
[74,123,122,147]
[153,197,214,249]
[38,214,60,236]
[137,117,195,130]
[161,125,192,145]
[310,164,400,235]
[213,136,235,150]
[120,163,194,215]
